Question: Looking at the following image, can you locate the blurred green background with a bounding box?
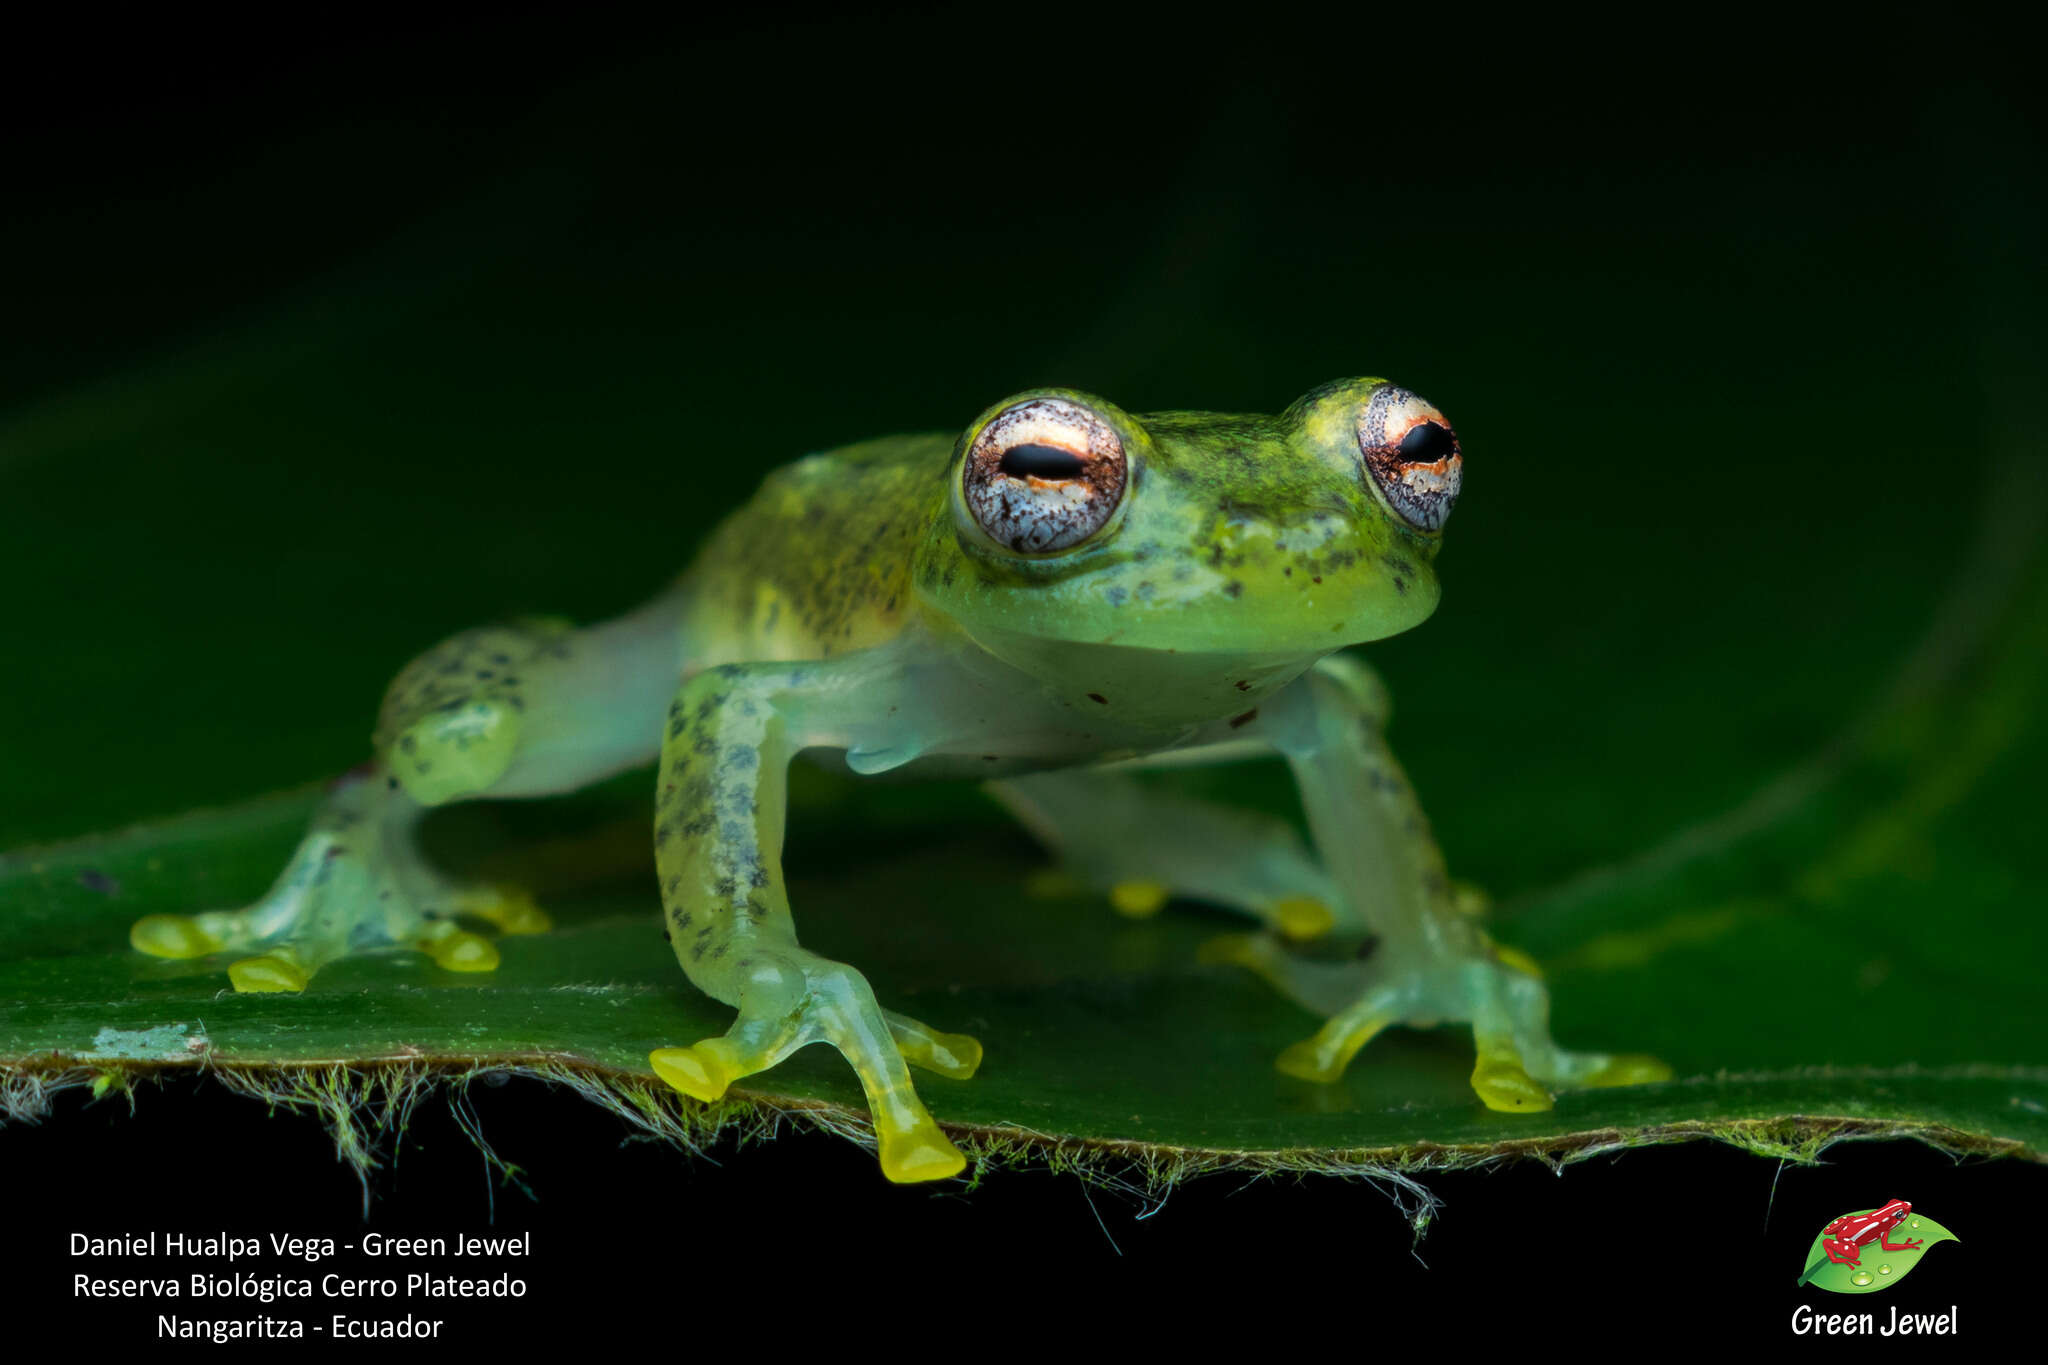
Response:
[2,11,2042,1160]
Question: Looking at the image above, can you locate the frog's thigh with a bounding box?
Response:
[378,607,683,806]
[989,767,1354,942]
[648,661,977,1184]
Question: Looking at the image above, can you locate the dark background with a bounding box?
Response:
[4,5,2039,1342]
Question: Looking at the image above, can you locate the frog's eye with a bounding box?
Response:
[962,397,1128,553]
[1356,385,1462,532]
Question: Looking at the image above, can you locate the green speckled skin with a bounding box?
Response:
[134,378,1667,1183]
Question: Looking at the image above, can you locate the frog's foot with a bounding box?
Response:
[650,953,977,1184]
[992,770,1357,943]
[129,772,549,992]
[1201,932,1671,1110]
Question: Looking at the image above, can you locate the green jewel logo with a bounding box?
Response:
[1796,1199,1959,1293]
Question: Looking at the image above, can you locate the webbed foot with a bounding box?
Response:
[651,954,979,1183]
[1202,931,1671,1110]
[130,771,549,991]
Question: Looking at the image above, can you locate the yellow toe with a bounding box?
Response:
[1275,1038,1343,1084]
[1275,1011,1388,1085]
[1583,1053,1674,1088]
[1472,1040,1554,1112]
[130,914,223,960]
[879,1120,966,1183]
[1491,944,1544,979]
[1273,897,1336,941]
[922,1030,984,1080]
[1109,880,1170,918]
[453,886,550,935]
[426,930,500,972]
[651,1044,732,1102]
[228,954,308,993]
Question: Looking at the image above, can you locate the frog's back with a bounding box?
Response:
[676,433,953,665]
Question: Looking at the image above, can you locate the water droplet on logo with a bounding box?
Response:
[1851,1271,1874,1286]
[1878,1264,1892,1275]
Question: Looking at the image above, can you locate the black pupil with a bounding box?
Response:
[1398,421,1456,464]
[1000,443,1087,480]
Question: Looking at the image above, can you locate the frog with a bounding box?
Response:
[1820,1200,1924,1268]
[130,378,1670,1183]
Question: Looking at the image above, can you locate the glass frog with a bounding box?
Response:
[131,379,1669,1182]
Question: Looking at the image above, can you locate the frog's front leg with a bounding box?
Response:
[131,606,681,989]
[648,660,981,1184]
[1229,654,1669,1110]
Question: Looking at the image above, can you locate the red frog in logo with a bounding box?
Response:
[1821,1199,1924,1268]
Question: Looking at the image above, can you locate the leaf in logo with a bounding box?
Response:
[1799,1213,1960,1295]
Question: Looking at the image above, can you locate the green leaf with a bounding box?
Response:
[4,69,2045,1192]
[1798,1213,1961,1294]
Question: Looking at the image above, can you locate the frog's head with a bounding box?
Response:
[913,378,1460,683]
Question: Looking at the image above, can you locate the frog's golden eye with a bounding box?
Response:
[1356,385,1462,532]
[962,397,1127,553]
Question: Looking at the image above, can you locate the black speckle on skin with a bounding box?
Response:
[1234,680,1251,691]
[78,868,119,896]
[1355,934,1381,962]
[1229,709,1258,729]
[1105,585,1128,606]
[1224,580,1243,599]
[1087,692,1109,705]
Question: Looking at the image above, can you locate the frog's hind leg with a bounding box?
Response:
[130,770,532,990]
[132,605,682,991]
[1198,929,1668,1098]
[989,768,1354,943]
